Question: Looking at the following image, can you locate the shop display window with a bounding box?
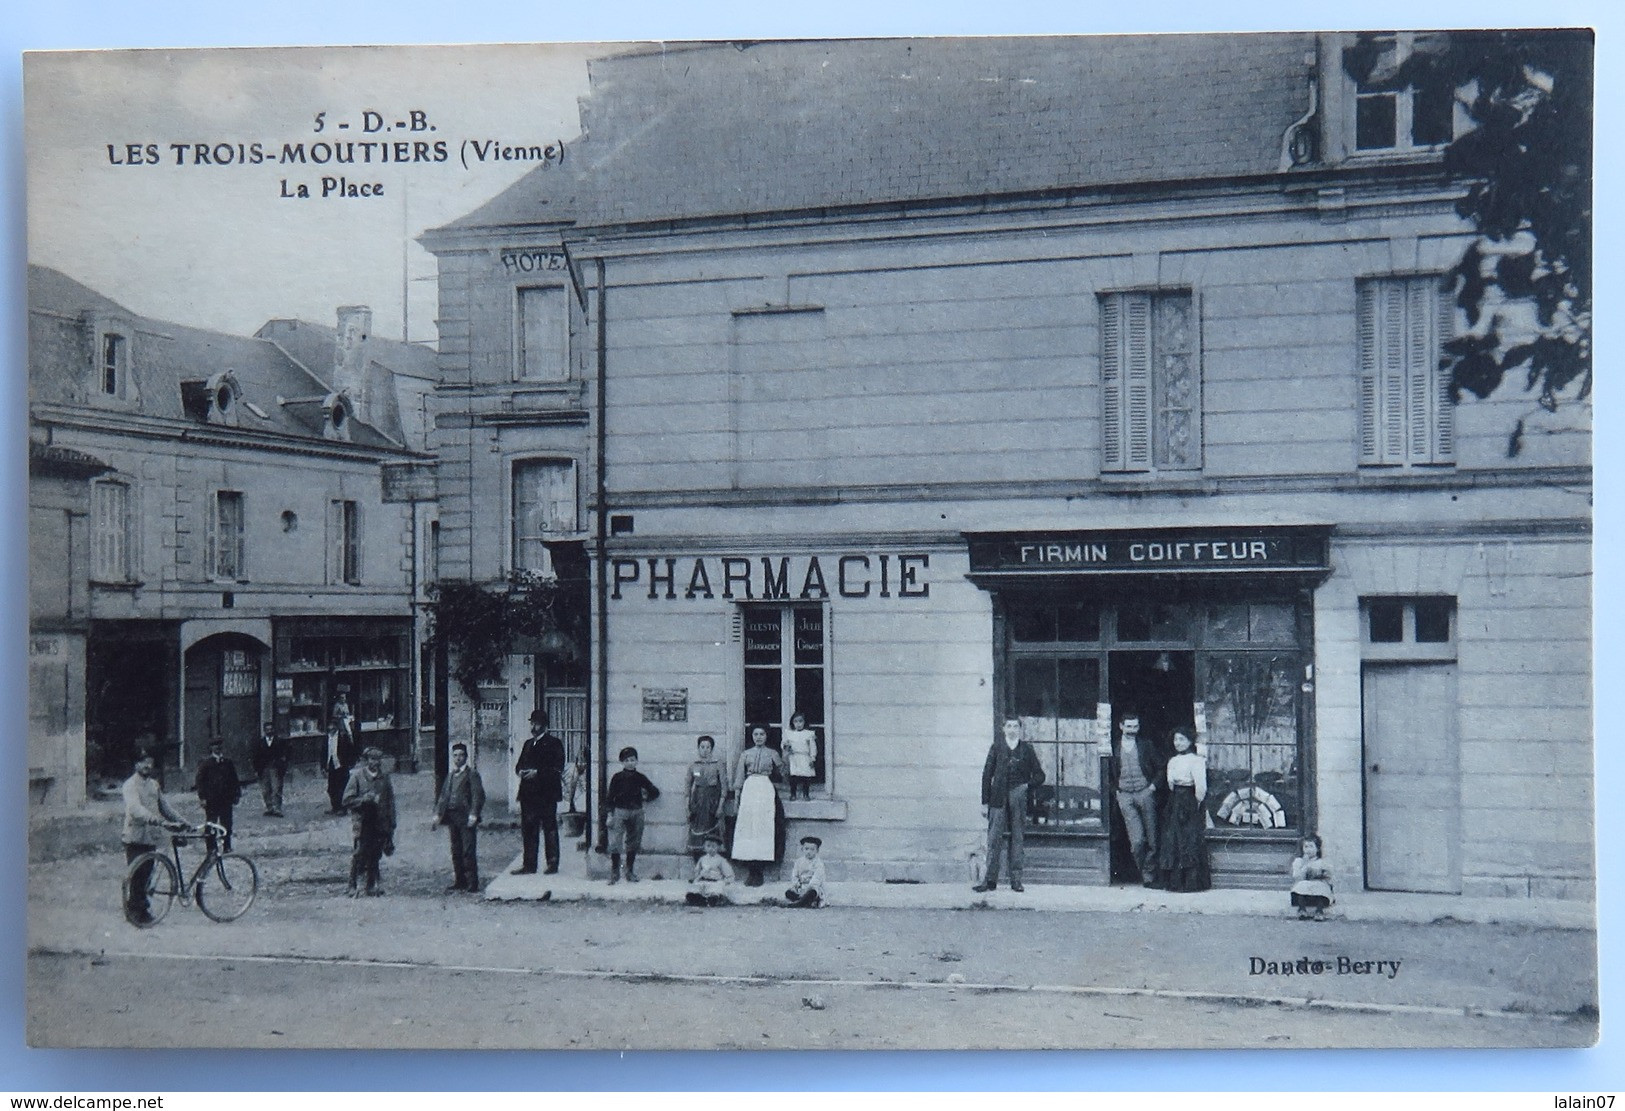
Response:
[276,627,409,743]
[1010,655,1104,830]
[741,603,827,787]
[1200,653,1300,831]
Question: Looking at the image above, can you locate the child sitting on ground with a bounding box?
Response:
[685,833,736,907]
[783,835,827,908]
[1289,834,1334,920]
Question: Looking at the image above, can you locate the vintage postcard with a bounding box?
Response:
[24,33,1597,1050]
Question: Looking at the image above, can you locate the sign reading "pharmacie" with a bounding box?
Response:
[610,553,930,600]
[965,527,1331,575]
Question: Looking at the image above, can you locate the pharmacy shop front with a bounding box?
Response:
[967,526,1332,887]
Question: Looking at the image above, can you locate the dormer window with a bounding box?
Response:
[1348,32,1457,154]
[181,371,243,426]
[323,391,355,441]
[101,333,125,395]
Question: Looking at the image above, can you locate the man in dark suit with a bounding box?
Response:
[433,742,486,892]
[512,708,566,874]
[251,721,289,817]
[194,737,242,851]
[974,717,1046,893]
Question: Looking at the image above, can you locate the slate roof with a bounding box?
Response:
[445,34,1317,233]
[256,318,438,450]
[28,265,404,451]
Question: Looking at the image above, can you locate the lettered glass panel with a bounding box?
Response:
[1011,655,1103,831]
[1201,653,1300,831]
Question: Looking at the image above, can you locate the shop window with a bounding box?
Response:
[516,285,568,382]
[1201,653,1301,831]
[329,499,361,585]
[1350,33,1456,153]
[1357,277,1455,466]
[1116,601,1192,642]
[91,478,134,582]
[1008,598,1101,643]
[741,603,828,788]
[207,490,245,580]
[1205,602,1297,645]
[1362,596,1457,660]
[512,458,578,572]
[1010,655,1104,830]
[1099,290,1201,473]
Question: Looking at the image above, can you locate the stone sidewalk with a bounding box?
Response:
[34,763,1595,932]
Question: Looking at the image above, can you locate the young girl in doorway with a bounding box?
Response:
[781,712,819,800]
[1289,834,1334,920]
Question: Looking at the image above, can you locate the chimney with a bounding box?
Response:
[333,306,372,421]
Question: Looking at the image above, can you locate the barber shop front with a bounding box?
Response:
[967,526,1332,888]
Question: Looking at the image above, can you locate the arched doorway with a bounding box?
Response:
[183,632,268,772]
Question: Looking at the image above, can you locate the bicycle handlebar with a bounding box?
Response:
[168,821,230,842]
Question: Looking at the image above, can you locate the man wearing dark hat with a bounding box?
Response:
[342,746,396,896]
[193,737,242,851]
[512,708,566,875]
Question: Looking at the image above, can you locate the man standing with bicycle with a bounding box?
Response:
[121,752,187,925]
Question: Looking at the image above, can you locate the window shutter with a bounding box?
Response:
[1378,281,1409,464]
[1123,293,1153,469]
[344,501,362,584]
[1405,278,1435,463]
[1433,281,1456,462]
[1100,296,1124,471]
[205,492,219,579]
[327,499,343,585]
[233,496,246,579]
[1357,284,1381,463]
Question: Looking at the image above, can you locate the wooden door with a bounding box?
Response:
[1362,662,1461,893]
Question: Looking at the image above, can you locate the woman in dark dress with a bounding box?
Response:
[1156,726,1211,892]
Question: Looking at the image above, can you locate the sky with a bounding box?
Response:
[26,44,605,343]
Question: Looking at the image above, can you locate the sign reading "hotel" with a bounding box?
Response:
[965,527,1331,576]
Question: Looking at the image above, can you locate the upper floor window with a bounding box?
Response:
[512,458,578,572]
[91,479,133,582]
[1357,277,1455,466]
[207,490,246,580]
[1351,32,1456,153]
[516,285,568,382]
[1099,290,1200,474]
[100,333,126,396]
[329,499,361,585]
[1361,596,1457,661]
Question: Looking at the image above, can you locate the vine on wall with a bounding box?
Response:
[428,570,588,702]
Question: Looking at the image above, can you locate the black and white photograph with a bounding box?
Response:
[21,28,1599,1054]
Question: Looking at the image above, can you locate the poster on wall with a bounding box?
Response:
[22,31,1597,1053]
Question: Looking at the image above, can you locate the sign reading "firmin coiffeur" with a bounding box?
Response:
[965,526,1332,576]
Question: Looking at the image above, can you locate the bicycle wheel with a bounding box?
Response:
[196,852,258,922]
[123,852,178,928]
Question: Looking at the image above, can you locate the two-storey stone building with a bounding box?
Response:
[28,265,435,800]
[424,34,1592,898]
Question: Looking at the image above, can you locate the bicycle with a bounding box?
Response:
[123,820,259,927]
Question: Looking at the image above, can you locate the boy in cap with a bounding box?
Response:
[685,833,735,906]
[605,746,660,883]
[784,835,826,908]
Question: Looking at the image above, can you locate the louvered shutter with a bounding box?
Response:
[1433,280,1456,462]
[1405,278,1435,462]
[344,501,362,584]
[1100,296,1124,470]
[326,499,343,585]
[1379,280,1409,464]
[205,492,219,579]
[1357,284,1381,463]
[1123,293,1153,469]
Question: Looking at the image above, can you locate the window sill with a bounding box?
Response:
[783,798,847,821]
[89,578,143,592]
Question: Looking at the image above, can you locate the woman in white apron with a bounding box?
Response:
[728,724,785,886]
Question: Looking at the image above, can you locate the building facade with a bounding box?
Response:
[425,34,1592,898]
[28,267,432,800]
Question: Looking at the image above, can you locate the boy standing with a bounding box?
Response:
[784,835,827,908]
[193,737,242,851]
[433,742,485,892]
[605,746,660,883]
